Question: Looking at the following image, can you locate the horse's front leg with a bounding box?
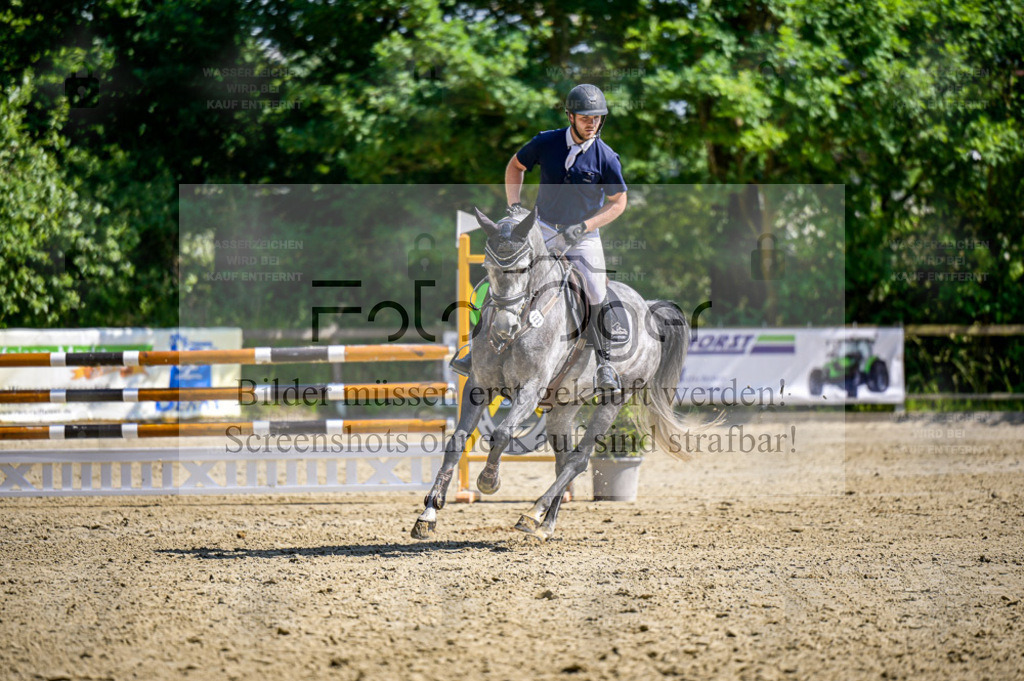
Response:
[476,379,545,495]
[411,378,488,539]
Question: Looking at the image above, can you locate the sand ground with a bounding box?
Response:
[1,412,1022,680]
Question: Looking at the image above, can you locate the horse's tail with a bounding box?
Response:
[635,301,699,461]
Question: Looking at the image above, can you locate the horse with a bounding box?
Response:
[412,206,693,541]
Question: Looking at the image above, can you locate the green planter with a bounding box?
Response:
[591,456,643,502]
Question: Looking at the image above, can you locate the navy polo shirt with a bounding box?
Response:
[515,128,628,226]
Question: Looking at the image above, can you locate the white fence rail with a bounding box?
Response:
[0,445,442,497]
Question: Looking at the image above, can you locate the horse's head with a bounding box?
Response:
[474,206,539,345]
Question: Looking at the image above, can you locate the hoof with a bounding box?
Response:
[514,515,540,534]
[410,519,436,540]
[526,525,553,542]
[477,471,501,495]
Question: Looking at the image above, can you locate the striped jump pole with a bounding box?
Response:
[0,344,453,368]
[0,382,455,405]
[0,418,448,441]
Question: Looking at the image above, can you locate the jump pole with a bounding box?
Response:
[454,233,483,502]
[0,382,454,404]
[0,418,448,441]
[0,344,452,368]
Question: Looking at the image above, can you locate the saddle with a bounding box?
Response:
[536,261,633,411]
[565,275,633,349]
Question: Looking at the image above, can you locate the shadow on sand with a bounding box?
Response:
[157,540,513,560]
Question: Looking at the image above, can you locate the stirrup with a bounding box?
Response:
[449,352,472,377]
[595,364,622,395]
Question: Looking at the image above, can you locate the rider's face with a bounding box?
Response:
[569,113,601,141]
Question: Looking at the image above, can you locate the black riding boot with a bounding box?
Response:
[450,352,472,377]
[589,302,621,396]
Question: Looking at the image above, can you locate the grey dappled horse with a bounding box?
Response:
[411,207,693,541]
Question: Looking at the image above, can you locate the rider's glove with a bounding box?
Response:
[562,222,588,246]
[506,203,529,220]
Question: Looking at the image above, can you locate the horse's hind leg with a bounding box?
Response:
[529,400,623,541]
[516,402,582,535]
[412,378,488,539]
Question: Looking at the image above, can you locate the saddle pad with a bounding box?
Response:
[565,274,632,348]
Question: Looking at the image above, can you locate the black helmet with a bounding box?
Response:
[564,84,608,116]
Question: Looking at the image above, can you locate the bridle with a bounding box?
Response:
[483,235,532,319]
[481,219,575,354]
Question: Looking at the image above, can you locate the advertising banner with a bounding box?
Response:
[0,328,242,423]
[680,327,905,406]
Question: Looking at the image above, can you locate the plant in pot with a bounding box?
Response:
[590,395,649,501]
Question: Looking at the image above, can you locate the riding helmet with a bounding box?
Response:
[564,84,609,116]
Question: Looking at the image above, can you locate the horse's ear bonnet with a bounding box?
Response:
[479,207,536,267]
[474,207,498,238]
[511,207,536,240]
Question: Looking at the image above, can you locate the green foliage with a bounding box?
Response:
[602,395,647,458]
[0,74,135,326]
[0,0,1021,401]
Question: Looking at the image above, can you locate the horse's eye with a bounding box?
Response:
[503,268,528,275]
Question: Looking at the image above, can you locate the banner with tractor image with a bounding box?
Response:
[679,327,905,406]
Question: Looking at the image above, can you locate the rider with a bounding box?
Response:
[451,83,628,395]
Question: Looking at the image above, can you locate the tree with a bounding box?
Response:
[0,0,1020,346]
[0,74,135,326]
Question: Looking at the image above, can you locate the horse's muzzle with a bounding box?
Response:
[489,311,521,346]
